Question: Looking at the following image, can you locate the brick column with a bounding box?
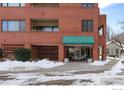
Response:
[103,43,106,60]
[0,44,2,48]
[25,18,31,32]
[58,44,64,62]
[93,44,98,61]
[0,18,2,32]
[25,3,30,7]
[25,44,31,48]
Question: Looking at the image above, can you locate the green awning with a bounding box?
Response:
[63,36,94,45]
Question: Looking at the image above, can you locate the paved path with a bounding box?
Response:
[0,58,119,75]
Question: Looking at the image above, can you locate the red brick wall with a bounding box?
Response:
[99,15,106,60]
[0,3,106,61]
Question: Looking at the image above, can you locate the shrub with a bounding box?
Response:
[0,48,3,58]
[14,48,31,62]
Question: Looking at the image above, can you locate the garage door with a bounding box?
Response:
[32,46,58,60]
[2,44,24,57]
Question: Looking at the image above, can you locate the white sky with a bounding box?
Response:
[99,3,113,8]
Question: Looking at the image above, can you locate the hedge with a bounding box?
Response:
[0,48,3,58]
[14,48,31,62]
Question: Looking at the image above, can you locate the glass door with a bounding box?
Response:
[67,47,81,61]
[74,47,81,60]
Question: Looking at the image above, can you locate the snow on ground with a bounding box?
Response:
[1,72,124,85]
[105,57,124,75]
[90,59,110,66]
[107,56,122,60]
[0,59,65,71]
[0,57,124,85]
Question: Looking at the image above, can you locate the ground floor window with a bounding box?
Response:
[115,49,119,55]
[64,46,92,61]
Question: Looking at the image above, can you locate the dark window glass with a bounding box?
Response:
[82,20,93,32]
[81,3,94,8]
[87,3,94,7]
[115,49,119,54]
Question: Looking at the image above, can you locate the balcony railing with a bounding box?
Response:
[32,26,59,32]
[30,3,59,7]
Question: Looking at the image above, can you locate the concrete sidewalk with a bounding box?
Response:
[0,59,118,74]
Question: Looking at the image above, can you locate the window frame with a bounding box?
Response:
[98,25,104,36]
[2,20,25,32]
[115,49,119,55]
[81,3,94,8]
[0,3,25,7]
[82,20,93,32]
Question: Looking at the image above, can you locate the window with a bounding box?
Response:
[8,3,20,7]
[115,49,119,54]
[53,26,59,32]
[2,21,8,31]
[81,3,94,8]
[0,3,25,7]
[111,48,114,54]
[99,46,103,60]
[1,3,7,6]
[2,20,25,32]
[99,26,104,36]
[82,20,93,32]
[107,49,109,54]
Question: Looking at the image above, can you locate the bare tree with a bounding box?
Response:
[106,25,116,41]
[112,35,124,55]
[118,21,124,31]
[112,21,124,55]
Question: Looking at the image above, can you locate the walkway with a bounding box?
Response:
[0,59,119,75]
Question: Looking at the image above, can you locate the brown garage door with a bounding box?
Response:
[2,44,24,57]
[32,46,58,60]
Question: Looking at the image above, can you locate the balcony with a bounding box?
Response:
[30,3,59,7]
[31,19,59,32]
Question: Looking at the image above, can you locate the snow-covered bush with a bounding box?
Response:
[14,48,31,62]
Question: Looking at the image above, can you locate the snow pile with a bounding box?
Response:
[0,59,65,71]
[36,59,64,68]
[106,57,124,75]
[90,59,110,66]
[107,56,122,60]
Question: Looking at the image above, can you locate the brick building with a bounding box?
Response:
[0,3,106,61]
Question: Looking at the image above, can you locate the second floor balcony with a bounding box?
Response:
[31,19,59,32]
[30,3,59,7]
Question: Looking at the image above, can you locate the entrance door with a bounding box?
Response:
[74,48,81,60]
[67,46,92,61]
